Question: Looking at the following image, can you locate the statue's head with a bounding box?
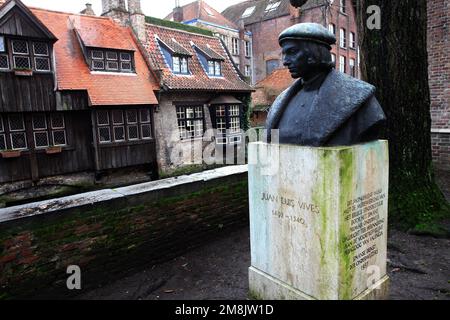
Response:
[279,23,336,80]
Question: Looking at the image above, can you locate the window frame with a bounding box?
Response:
[176,105,205,140]
[214,104,242,145]
[231,38,240,56]
[172,55,189,75]
[0,38,52,73]
[245,41,251,57]
[96,109,153,145]
[339,55,347,73]
[31,113,68,149]
[89,49,135,73]
[350,32,356,49]
[340,28,347,49]
[340,0,346,13]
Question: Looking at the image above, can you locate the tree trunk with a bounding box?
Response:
[354,0,449,231]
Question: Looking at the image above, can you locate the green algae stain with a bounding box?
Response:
[312,149,336,299]
[338,148,355,300]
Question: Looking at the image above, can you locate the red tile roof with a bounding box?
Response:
[144,23,252,92]
[166,0,239,30]
[252,68,294,107]
[31,8,159,106]
[74,17,136,51]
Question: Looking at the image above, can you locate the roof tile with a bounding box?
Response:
[31,8,159,106]
[144,23,252,92]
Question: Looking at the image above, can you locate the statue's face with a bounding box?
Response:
[281,40,313,79]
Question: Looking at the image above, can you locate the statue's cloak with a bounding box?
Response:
[265,69,386,146]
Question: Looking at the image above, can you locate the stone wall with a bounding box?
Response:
[428,0,450,171]
[154,92,247,175]
[0,166,249,299]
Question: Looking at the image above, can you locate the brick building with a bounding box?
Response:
[428,0,450,171]
[165,0,254,83]
[223,0,360,83]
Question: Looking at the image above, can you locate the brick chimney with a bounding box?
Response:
[101,0,129,25]
[173,5,184,22]
[80,3,96,16]
[128,0,147,43]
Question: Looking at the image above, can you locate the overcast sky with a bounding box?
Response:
[21,0,245,19]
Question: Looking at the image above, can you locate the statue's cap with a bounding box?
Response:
[279,23,336,49]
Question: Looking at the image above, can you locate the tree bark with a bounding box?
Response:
[354,0,449,230]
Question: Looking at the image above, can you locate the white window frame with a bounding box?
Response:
[265,1,281,13]
[232,38,239,56]
[245,41,251,57]
[340,55,346,73]
[340,0,346,13]
[242,6,256,18]
[340,28,347,48]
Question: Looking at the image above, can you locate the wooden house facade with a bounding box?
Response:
[0,0,252,186]
[0,0,159,184]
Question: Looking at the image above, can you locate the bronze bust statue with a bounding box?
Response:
[265,23,386,146]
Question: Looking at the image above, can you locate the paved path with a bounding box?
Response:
[79,226,449,300]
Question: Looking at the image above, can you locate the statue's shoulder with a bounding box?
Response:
[323,70,376,105]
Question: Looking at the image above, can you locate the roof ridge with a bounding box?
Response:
[29,6,111,21]
[145,22,218,40]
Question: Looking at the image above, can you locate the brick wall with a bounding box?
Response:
[248,3,359,83]
[428,0,450,171]
[0,166,249,299]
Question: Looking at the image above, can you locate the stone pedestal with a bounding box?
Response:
[248,141,390,300]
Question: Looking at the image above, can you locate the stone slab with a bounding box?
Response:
[248,141,389,300]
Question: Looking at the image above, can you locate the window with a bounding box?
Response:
[350,58,356,77]
[340,0,346,13]
[8,114,27,150]
[245,41,251,57]
[207,60,221,76]
[12,40,30,70]
[32,113,67,148]
[245,65,251,77]
[0,36,5,52]
[232,38,239,56]
[97,109,152,144]
[214,105,242,144]
[266,59,280,76]
[350,32,356,49]
[90,49,134,72]
[340,56,346,73]
[331,53,336,64]
[0,54,9,70]
[33,42,50,71]
[176,106,204,140]
[0,39,51,72]
[328,24,336,35]
[340,28,347,48]
[242,6,256,18]
[218,34,229,48]
[265,1,281,13]
[172,56,189,74]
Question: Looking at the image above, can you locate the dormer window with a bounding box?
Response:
[89,49,134,73]
[172,56,189,74]
[193,43,225,77]
[156,37,192,75]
